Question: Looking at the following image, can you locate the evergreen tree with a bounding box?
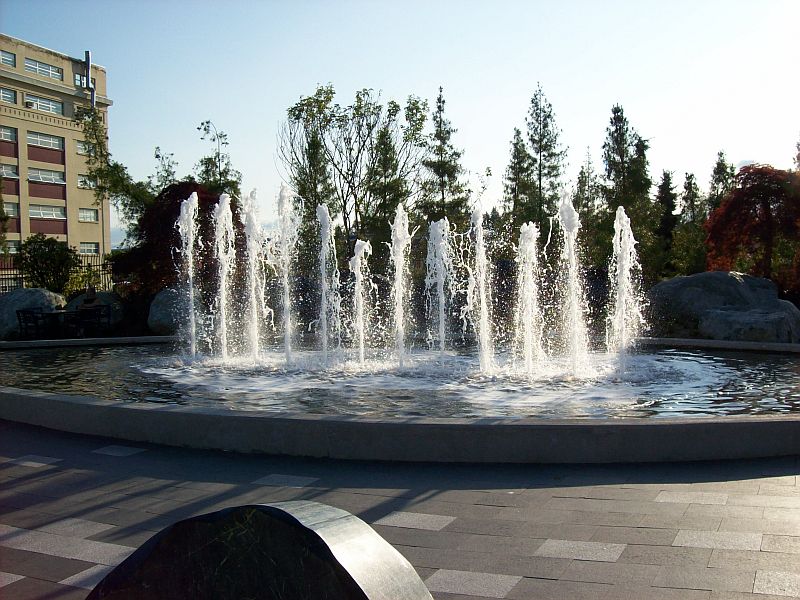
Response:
[599,104,658,280]
[655,170,679,243]
[502,127,534,238]
[364,124,408,271]
[572,148,600,219]
[418,87,469,228]
[707,150,736,212]
[680,172,704,224]
[526,83,567,225]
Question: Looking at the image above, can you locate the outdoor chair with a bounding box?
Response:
[77,304,112,337]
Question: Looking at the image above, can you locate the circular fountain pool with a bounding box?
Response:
[3,344,800,419]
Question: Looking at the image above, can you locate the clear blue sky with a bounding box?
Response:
[3,0,798,244]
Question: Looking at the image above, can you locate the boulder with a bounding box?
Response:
[649,271,800,343]
[0,288,65,340]
[147,288,181,335]
[66,291,125,326]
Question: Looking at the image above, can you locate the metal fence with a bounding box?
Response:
[0,254,113,295]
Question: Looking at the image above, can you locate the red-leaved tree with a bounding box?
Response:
[706,164,800,301]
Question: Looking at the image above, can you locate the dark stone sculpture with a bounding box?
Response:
[86,501,432,600]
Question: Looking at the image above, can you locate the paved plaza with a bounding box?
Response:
[2,419,800,599]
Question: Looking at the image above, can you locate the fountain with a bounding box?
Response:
[349,239,373,364]
[514,221,544,375]
[389,204,415,367]
[558,195,590,376]
[316,204,341,365]
[273,184,299,364]
[212,194,236,361]
[176,192,199,358]
[424,218,452,356]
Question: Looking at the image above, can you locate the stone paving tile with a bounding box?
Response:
[0,576,89,600]
[708,549,800,573]
[251,473,319,487]
[674,530,762,551]
[375,511,456,531]
[655,491,728,505]
[719,518,800,536]
[710,592,791,600]
[4,455,62,468]
[506,577,613,599]
[762,535,800,555]
[591,526,678,546]
[37,517,116,539]
[543,496,688,516]
[425,569,521,598]
[754,570,800,597]
[765,508,800,522]
[639,514,722,531]
[0,571,25,587]
[686,504,765,519]
[534,539,626,562]
[610,584,712,599]
[728,495,800,509]
[550,487,660,502]
[91,445,147,457]
[0,523,134,566]
[617,544,713,567]
[570,510,644,527]
[0,547,96,582]
[760,485,800,497]
[652,565,756,593]
[87,525,155,548]
[559,561,660,585]
[59,564,115,590]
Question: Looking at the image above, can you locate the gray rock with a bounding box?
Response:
[148,288,181,335]
[0,288,65,339]
[66,291,125,326]
[649,271,800,343]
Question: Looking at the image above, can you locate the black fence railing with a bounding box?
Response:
[0,254,114,295]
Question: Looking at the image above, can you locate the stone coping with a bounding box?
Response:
[639,337,800,353]
[0,335,177,351]
[1,386,800,464]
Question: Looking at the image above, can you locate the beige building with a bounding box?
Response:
[0,34,112,258]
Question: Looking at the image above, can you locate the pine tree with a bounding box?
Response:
[418,87,469,228]
[655,170,678,243]
[572,148,600,219]
[526,83,567,225]
[502,127,534,237]
[707,151,736,212]
[680,173,705,224]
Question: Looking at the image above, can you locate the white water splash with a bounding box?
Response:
[316,204,341,365]
[349,239,373,363]
[177,193,199,358]
[425,218,453,356]
[275,184,299,364]
[558,195,589,376]
[213,195,236,361]
[389,204,415,367]
[469,207,495,373]
[242,190,272,360]
[515,221,545,375]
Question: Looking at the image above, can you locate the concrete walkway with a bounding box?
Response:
[1,420,800,599]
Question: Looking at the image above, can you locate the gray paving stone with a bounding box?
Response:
[534,539,626,562]
[653,565,756,592]
[639,514,722,531]
[674,530,762,551]
[425,569,521,598]
[754,570,800,597]
[765,508,800,522]
[250,473,319,487]
[609,584,711,599]
[0,523,134,565]
[686,504,765,519]
[0,571,24,587]
[506,577,612,599]
[375,511,456,531]
[92,445,147,457]
[591,526,678,546]
[728,495,800,509]
[719,518,800,536]
[560,560,660,585]
[655,491,728,505]
[5,455,62,468]
[59,564,115,590]
[571,510,644,527]
[759,485,800,497]
[762,536,800,555]
[618,544,713,567]
[0,546,96,582]
[38,517,116,539]
[709,549,800,573]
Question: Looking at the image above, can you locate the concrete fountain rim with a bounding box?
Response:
[1,336,798,463]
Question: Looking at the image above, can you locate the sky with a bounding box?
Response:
[3,0,798,245]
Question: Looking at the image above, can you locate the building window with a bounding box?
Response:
[79,242,99,255]
[77,174,97,189]
[76,140,95,155]
[24,57,63,81]
[0,164,19,179]
[26,131,65,150]
[0,50,15,67]
[78,207,99,222]
[28,168,66,184]
[4,240,20,254]
[73,73,96,88]
[0,87,16,104]
[3,202,19,217]
[29,204,66,219]
[24,94,63,115]
[0,126,17,142]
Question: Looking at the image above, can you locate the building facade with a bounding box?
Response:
[0,34,113,258]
